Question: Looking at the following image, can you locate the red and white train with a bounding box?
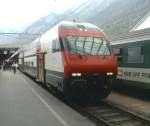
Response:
[19,21,117,99]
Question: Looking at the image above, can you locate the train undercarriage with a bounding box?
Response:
[62,76,113,101]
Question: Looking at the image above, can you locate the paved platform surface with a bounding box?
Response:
[106,91,150,118]
[0,70,96,126]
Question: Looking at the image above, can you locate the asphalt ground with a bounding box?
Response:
[0,70,96,126]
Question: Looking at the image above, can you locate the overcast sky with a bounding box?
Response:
[0,0,88,30]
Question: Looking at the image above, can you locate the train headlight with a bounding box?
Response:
[107,72,114,76]
[72,73,82,77]
[72,73,77,76]
[76,73,81,76]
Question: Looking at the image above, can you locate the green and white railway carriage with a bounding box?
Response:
[112,28,150,91]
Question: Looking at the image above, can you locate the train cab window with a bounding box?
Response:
[127,46,144,63]
[52,38,61,53]
[84,37,93,54]
[65,36,111,56]
[113,48,123,63]
[76,37,85,52]
[97,39,111,55]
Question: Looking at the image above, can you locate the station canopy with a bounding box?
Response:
[135,15,150,31]
[131,10,150,31]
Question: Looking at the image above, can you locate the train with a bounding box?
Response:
[19,21,117,100]
[112,28,150,91]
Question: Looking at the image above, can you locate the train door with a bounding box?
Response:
[37,53,45,82]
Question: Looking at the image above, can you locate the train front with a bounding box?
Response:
[59,22,117,99]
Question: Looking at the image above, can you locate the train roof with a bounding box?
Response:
[38,21,104,44]
[59,21,102,32]
[111,28,150,45]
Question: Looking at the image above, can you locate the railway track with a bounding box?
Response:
[72,101,150,126]
[33,75,150,126]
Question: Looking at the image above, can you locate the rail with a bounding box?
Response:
[72,101,150,126]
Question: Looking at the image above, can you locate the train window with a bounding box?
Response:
[76,37,84,48]
[117,56,123,62]
[52,38,61,53]
[56,39,61,51]
[66,36,76,53]
[84,37,93,54]
[141,46,144,55]
[97,40,111,55]
[113,48,123,63]
[52,41,56,53]
[92,37,102,54]
[113,48,123,56]
[76,37,86,54]
[65,36,111,55]
[128,46,144,63]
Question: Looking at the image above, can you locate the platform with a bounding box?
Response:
[106,91,150,118]
[0,70,96,126]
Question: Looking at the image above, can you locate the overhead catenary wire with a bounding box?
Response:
[1,34,38,40]
[0,32,41,40]
[0,33,41,35]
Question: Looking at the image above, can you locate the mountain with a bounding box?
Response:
[24,0,150,39]
[24,13,60,34]
[66,0,115,21]
[16,0,114,44]
[66,0,150,38]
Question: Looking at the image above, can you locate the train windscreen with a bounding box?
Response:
[64,36,111,56]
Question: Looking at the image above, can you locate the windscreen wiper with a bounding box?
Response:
[90,37,94,54]
[83,37,86,54]
[102,47,107,59]
[74,36,78,54]
[96,40,103,54]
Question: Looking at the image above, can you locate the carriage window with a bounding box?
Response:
[113,48,123,62]
[114,48,123,56]
[128,46,144,63]
[52,38,61,53]
[52,41,56,53]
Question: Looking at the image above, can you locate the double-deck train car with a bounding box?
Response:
[19,21,117,99]
[112,28,150,91]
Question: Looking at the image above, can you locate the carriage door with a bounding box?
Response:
[37,53,45,82]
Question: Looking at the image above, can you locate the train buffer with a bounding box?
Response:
[0,70,96,126]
